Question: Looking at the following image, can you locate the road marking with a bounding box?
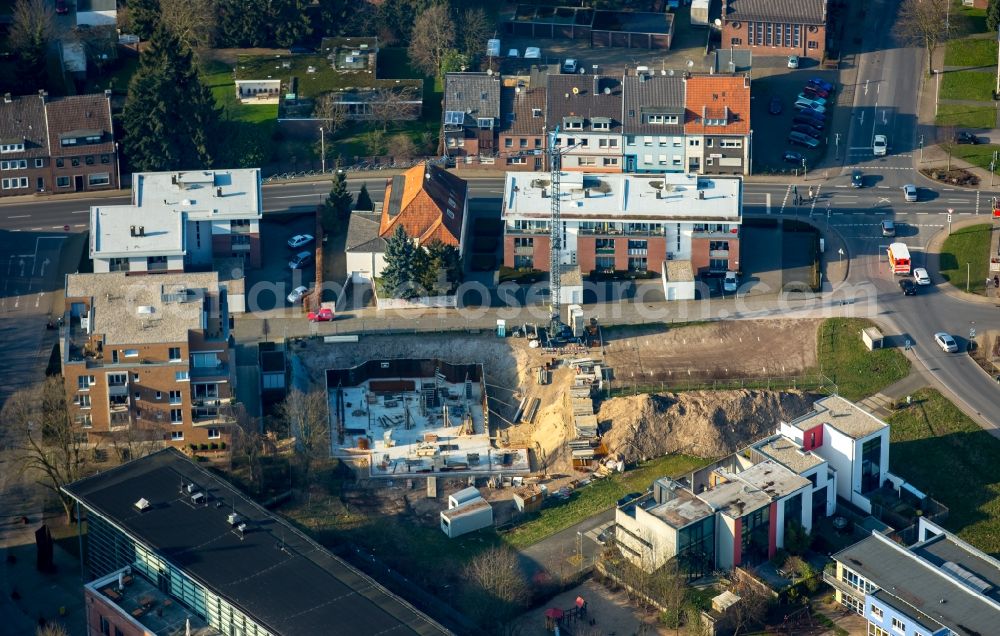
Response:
[271,194,323,199]
[30,227,42,230]
[946,199,970,203]
[7,215,29,219]
[977,190,981,216]
[834,185,848,188]
[71,210,88,214]
[74,223,86,228]
[943,188,955,191]
[766,192,771,215]
[917,212,929,215]
[876,186,890,189]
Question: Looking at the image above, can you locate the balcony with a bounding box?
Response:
[513,246,534,256]
[192,404,236,426]
[709,249,729,259]
[505,225,549,235]
[822,571,862,599]
[595,247,616,254]
[147,261,169,272]
[627,248,648,256]
[107,383,129,397]
[692,228,739,239]
[189,363,228,379]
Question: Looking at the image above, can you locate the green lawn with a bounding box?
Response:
[84,55,141,95]
[816,318,910,401]
[950,0,988,36]
[949,142,1000,171]
[945,37,999,67]
[936,103,998,128]
[502,454,711,549]
[939,223,994,295]
[888,388,1000,554]
[940,70,996,102]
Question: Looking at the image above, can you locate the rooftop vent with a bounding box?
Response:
[227,512,242,526]
[136,306,155,315]
[134,498,151,511]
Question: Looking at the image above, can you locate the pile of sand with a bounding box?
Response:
[597,390,818,462]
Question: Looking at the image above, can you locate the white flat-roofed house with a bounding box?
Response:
[502,171,742,280]
[76,0,117,26]
[90,169,263,273]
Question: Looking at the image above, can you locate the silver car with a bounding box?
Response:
[934,332,958,353]
[902,184,917,202]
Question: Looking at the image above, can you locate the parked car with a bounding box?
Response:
[508,48,519,58]
[873,134,888,156]
[934,332,958,353]
[851,170,863,188]
[787,55,800,69]
[807,78,835,93]
[796,93,827,106]
[793,114,825,130]
[788,131,820,148]
[562,58,578,73]
[954,131,981,145]
[783,150,804,164]
[881,220,896,236]
[524,47,541,59]
[55,0,69,14]
[794,98,826,113]
[902,184,918,202]
[802,84,830,99]
[287,285,309,304]
[899,279,917,295]
[799,107,827,122]
[723,271,739,292]
[287,234,314,249]
[308,308,335,322]
[913,267,931,285]
[792,124,822,140]
[288,251,313,269]
[769,96,783,115]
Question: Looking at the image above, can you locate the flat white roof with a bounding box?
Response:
[134,169,262,221]
[503,171,742,222]
[91,205,185,258]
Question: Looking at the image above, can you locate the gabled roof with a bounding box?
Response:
[546,75,624,133]
[499,85,548,136]
[379,164,466,247]
[683,74,751,136]
[723,0,826,25]
[622,73,685,135]
[345,211,387,254]
[443,73,501,128]
[45,94,115,157]
[62,448,453,636]
[0,94,49,158]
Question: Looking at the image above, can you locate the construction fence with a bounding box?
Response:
[604,374,838,398]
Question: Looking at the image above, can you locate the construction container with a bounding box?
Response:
[568,304,585,337]
[513,486,544,513]
[448,486,482,509]
[690,0,710,26]
[862,327,884,351]
[440,497,493,538]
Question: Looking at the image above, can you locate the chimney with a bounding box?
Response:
[130,225,136,237]
[104,89,112,98]
[593,75,599,96]
[171,175,177,186]
[38,89,47,103]
[698,190,705,200]
[216,186,222,197]
[3,93,10,104]
[139,226,145,237]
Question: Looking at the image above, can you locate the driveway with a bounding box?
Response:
[518,509,614,582]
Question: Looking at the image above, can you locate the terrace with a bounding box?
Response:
[88,567,220,636]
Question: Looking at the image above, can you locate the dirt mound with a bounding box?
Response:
[598,390,817,462]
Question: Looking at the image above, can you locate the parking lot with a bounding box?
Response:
[749,57,840,174]
[246,214,316,313]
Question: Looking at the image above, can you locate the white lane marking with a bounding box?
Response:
[71,210,88,214]
[946,199,970,203]
[271,194,324,199]
[7,215,29,219]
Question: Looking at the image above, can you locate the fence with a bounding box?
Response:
[605,374,837,398]
[261,156,441,182]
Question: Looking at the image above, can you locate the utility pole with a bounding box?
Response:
[934,70,941,117]
[992,150,998,187]
[802,157,808,178]
[967,262,971,293]
[919,135,924,163]
[834,132,840,160]
[319,127,326,174]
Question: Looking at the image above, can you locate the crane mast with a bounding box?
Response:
[548,127,562,334]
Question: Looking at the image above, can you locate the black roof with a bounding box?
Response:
[63,448,452,636]
[622,73,685,136]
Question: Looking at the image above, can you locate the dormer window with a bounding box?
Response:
[1,143,25,153]
[477,117,493,129]
[646,114,679,125]
[563,117,584,130]
[532,108,542,117]
[591,117,611,130]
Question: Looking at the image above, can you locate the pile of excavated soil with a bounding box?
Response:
[598,390,818,462]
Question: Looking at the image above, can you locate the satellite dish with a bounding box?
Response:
[714,18,722,26]
[486,68,493,75]
[572,87,579,95]
[686,59,695,69]
[668,69,675,76]
[603,87,611,95]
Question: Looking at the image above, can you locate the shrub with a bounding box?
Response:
[220,442,227,450]
[210,442,219,450]
[200,443,209,451]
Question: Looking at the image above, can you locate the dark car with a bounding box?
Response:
[851,170,863,188]
[769,96,783,115]
[899,279,917,295]
[792,124,822,139]
[783,150,804,164]
[807,78,835,93]
[954,131,981,145]
[800,107,827,122]
[793,115,825,130]
[802,85,830,99]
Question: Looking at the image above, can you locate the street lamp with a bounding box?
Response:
[319,127,326,174]
[918,135,924,163]
[933,70,942,117]
[967,262,971,293]
[802,157,808,178]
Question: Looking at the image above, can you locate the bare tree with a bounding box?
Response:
[276,389,330,488]
[370,86,420,132]
[36,624,70,636]
[939,124,957,171]
[389,133,418,160]
[0,378,93,522]
[8,0,54,51]
[230,403,265,495]
[649,560,687,628]
[895,0,953,75]
[313,94,349,134]
[407,3,455,77]
[459,8,492,58]
[729,569,773,636]
[463,546,530,628]
[108,416,167,464]
[159,0,216,51]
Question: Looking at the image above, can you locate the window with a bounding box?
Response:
[124,349,139,358]
[85,155,95,165]
[155,391,162,400]
[88,173,110,186]
[508,156,526,165]
[808,40,818,49]
[56,158,64,168]
[595,256,615,271]
[191,352,220,368]
[672,156,682,166]
[646,114,679,125]
[99,616,110,635]
[627,257,647,272]
[78,375,95,390]
[868,626,890,636]
[519,138,528,148]
[0,143,25,153]
[578,157,596,166]
[720,139,743,148]
[592,120,609,130]
[870,605,883,620]
[793,25,801,47]
[169,390,182,404]
[75,413,93,428]
[168,347,182,361]
[709,241,730,251]
[643,154,653,164]
[116,627,125,636]
[565,120,583,130]
[706,139,714,147]
[1,177,28,189]
[532,108,542,117]
[608,138,618,147]
[208,428,221,439]
[514,237,534,248]
[658,154,667,165]
[504,138,513,148]
[175,371,190,381]
[688,139,700,147]
[171,431,184,441]
[602,157,618,166]
[71,158,80,167]
[891,618,905,633]
[170,409,183,423]
[534,138,542,148]
[75,394,91,408]
[513,255,533,268]
[0,159,28,170]
[56,176,70,188]
[101,154,110,164]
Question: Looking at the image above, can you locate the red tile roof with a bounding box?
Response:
[683,75,751,135]
[379,164,466,247]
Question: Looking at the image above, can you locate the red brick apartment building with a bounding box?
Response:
[721,0,828,59]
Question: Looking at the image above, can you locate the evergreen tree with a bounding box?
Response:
[320,170,353,234]
[272,0,312,47]
[216,0,270,47]
[355,183,374,211]
[126,0,161,40]
[121,25,219,171]
[381,225,421,298]
[989,0,1000,31]
[420,240,461,293]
